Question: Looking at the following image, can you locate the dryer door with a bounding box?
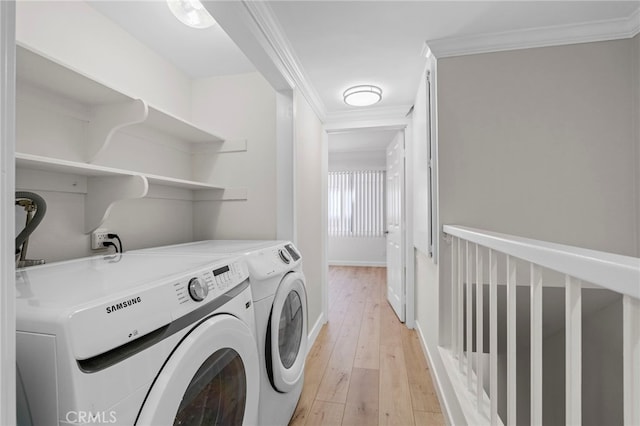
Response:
[268,271,307,393]
[136,314,259,426]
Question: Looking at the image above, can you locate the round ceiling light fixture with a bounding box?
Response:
[167,0,216,29]
[343,85,383,107]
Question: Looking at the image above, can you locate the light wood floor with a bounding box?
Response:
[290,266,445,426]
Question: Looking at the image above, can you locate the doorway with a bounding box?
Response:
[325,126,410,324]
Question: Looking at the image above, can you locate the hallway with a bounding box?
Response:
[290,266,444,426]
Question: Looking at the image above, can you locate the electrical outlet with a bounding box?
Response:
[91,228,109,250]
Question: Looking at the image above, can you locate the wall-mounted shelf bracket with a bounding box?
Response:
[86,99,148,163]
[85,175,148,233]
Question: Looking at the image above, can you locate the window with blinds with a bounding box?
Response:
[328,170,385,237]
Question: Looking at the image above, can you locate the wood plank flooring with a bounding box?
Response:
[290,266,445,426]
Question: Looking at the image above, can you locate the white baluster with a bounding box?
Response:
[458,238,464,372]
[623,294,640,426]
[467,241,473,390]
[507,255,517,425]
[476,244,484,413]
[490,249,498,426]
[565,276,581,426]
[531,264,543,426]
[451,237,458,354]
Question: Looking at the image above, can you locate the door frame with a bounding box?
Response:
[0,1,16,423]
[323,119,414,329]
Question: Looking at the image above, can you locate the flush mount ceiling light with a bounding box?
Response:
[343,85,382,107]
[167,0,216,29]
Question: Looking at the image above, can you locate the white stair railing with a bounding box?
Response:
[443,225,640,426]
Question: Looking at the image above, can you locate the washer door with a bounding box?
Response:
[136,314,259,425]
[268,271,307,393]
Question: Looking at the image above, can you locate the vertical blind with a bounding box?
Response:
[328,170,385,237]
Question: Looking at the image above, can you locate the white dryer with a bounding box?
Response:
[16,252,260,425]
[246,243,307,426]
[133,240,308,425]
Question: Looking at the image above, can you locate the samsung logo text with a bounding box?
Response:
[106,296,142,314]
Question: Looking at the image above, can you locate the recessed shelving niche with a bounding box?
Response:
[15,45,247,233]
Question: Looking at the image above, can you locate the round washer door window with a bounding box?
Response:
[137,313,259,426]
[174,348,246,425]
[278,290,303,369]
[269,271,307,393]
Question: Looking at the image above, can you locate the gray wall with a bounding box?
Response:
[412,37,638,425]
[437,38,637,257]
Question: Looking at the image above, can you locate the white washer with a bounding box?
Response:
[16,252,259,425]
[134,241,308,425]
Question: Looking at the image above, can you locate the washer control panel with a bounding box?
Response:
[174,260,248,306]
[65,256,249,362]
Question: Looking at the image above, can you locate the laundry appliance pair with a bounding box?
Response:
[135,240,308,426]
[16,251,260,425]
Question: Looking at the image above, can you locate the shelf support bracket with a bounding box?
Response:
[85,175,149,233]
[86,99,148,163]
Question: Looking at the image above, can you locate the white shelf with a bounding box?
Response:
[16,153,247,232]
[16,153,230,191]
[15,45,248,234]
[16,44,226,162]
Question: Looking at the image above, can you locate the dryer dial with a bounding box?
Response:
[278,249,291,264]
[188,277,208,302]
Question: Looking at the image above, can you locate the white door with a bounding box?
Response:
[386,132,405,322]
[136,314,260,425]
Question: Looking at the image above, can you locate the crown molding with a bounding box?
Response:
[427,9,640,59]
[242,1,327,122]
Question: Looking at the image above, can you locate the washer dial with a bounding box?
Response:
[188,277,208,302]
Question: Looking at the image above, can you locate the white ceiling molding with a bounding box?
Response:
[241,1,327,122]
[324,105,412,127]
[426,9,640,59]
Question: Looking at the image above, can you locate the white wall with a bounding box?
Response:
[634,34,640,256]
[191,72,278,240]
[0,2,16,423]
[14,2,279,262]
[412,56,467,425]
[328,150,385,170]
[14,1,198,262]
[328,150,386,266]
[293,89,325,336]
[16,1,191,120]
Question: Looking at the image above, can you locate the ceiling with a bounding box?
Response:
[87,0,639,153]
[268,0,639,115]
[87,0,255,79]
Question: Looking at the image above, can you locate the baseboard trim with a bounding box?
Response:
[328,260,386,267]
[415,321,455,426]
[307,311,326,353]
